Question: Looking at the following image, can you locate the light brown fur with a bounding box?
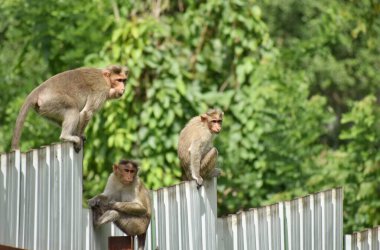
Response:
[178,109,224,186]
[11,65,128,152]
[88,160,151,250]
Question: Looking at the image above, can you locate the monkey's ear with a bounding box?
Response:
[102,69,111,78]
[112,164,119,173]
[200,114,208,122]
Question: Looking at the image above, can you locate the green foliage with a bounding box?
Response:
[1,0,379,233]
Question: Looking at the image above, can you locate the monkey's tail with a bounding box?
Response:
[11,94,36,150]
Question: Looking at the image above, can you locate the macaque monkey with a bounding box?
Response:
[88,160,151,250]
[178,108,224,187]
[11,65,128,152]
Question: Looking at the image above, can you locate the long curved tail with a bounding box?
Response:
[11,94,35,150]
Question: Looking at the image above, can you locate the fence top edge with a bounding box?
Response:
[154,178,216,193]
[0,141,83,155]
[218,187,343,219]
[346,225,380,236]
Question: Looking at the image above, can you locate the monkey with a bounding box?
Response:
[11,65,128,152]
[177,108,224,187]
[88,159,151,250]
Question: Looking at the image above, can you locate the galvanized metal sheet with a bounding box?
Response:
[0,152,8,244]
[285,188,343,250]
[7,151,21,247]
[149,178,216,250]
[217,188,343,250]
[0,142,346,250]
[345,226,380,250]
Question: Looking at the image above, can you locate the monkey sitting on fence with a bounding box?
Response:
[178,108,224,187]
[88,160,151,250]
[11,65,128,152]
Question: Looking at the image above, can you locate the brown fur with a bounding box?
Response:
[11,65,128,152]
[88,160,151,250]
[178,108,224,186]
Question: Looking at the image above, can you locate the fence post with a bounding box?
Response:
[108,236,133,250]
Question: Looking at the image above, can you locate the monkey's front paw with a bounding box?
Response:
[81,135,87,143]
[74,141,82,153]
[108,200,117,209]
[210,168,222,177]
[192,176,203,188]
[88,198,99,207]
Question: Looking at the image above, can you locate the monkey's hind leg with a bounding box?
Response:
[96,210,120,226]
[200,147,221,178]
[59,109,82,152]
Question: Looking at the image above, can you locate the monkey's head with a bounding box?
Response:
[102,65,129,99]
[201,108,224,134]
[113,159,139,185]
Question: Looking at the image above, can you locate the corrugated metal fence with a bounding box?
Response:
[0,143,128,250]
[216,188,344,250]
[0,142,349,250]
[345,227,380,250]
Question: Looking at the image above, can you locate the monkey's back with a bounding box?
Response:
[38,68,109,111]
[178,116,204,167]
[42,67,107,93]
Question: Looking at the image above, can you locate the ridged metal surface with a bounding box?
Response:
[0,143,88,250]
[1,142,345,250]
[345,227,380,250]
[216,188,343,250]
[0,142,216,250]
[147,178,217,250]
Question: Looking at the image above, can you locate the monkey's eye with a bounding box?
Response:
[124,169,135,173]
[117,79,126,83]
[212,120,222,124]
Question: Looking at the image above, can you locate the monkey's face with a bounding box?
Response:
[209,118,223,134]
[110,80,126,98]
[109,72,128,98]
[202,113,223,134]
[117,164,137,185]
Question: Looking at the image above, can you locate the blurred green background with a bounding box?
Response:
[1,0,379,233]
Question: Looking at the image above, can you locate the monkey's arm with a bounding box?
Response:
[77,97,101,136]
[111,201,147,216]
[88,194,109,207]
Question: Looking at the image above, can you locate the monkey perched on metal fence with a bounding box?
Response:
[88,160,151,250]
[11,65,128,152]
[178,108,224,187]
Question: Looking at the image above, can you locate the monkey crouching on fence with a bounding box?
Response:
[88,160,151,250]
[178,108,224,187]
[11,65,128,152]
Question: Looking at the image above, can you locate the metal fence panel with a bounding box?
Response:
[216,217,232,250]
[217,188,343,250]
[345,227,380,250]
[0,142,349,250]
[24,150,36,249]
[17,153,25,248]
[0,153,8,244]
[49,144,61,250]
[200,179,217,250]
[285,188,343,250]
[149,178,216,250]
[7,151,21,247]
